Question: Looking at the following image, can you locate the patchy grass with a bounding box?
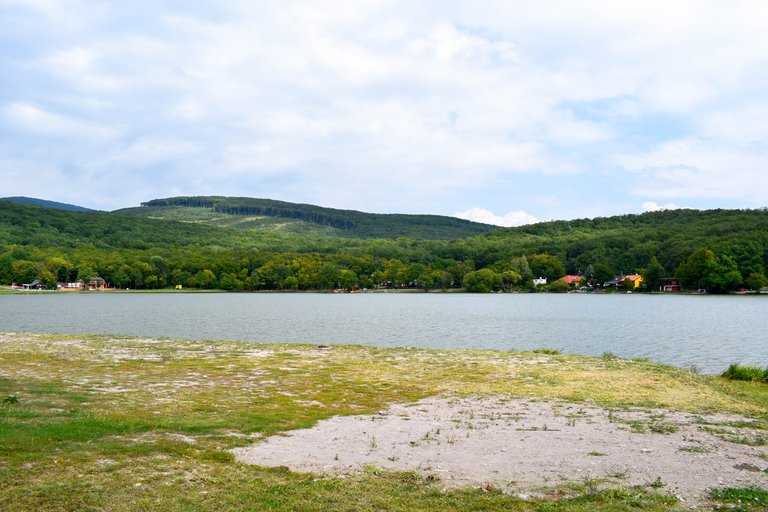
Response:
[1,332,767,511]
[709,486,768,511]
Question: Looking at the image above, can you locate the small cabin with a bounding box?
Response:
[659,278,681,292]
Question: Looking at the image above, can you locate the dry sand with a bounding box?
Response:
[233,396,768,507]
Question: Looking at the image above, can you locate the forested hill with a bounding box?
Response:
[121,196,496,240]
[0,196,96,212]
[470,207,768,276]
[3,199,768,293]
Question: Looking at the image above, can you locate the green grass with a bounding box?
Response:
[1,332,767,511]
[722,363,768,383]
[709,486,768,511]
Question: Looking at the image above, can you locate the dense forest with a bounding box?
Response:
[122,196,496,239]
[2,199,767,293]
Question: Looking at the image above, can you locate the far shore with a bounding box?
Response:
[2,284,764,295]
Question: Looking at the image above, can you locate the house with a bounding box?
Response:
[659,277,681,292]
[623,274,643,290]
[22,280,46,290]
[86,277,107,290]
[58,277,110,291]
[604,274,643,290]
[533,277,547,286]
[558,275,583,286]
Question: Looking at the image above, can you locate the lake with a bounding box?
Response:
[1,292,766,373]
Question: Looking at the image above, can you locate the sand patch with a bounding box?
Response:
[233,396,768,506]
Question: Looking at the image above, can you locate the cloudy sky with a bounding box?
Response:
[1,1,767,225]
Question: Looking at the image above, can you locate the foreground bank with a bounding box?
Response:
[0,333,766,511]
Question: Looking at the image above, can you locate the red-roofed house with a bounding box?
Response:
[622,274,643,289]
[558,275,583,286]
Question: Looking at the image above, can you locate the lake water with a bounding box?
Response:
[1,292,766,373]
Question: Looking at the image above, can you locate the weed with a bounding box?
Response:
[2,395,19,404]
[647,476,665,489]
[421,430,438,441]
[678,445,710,454]
[588,451,606,457]
[532,349,560,355]
[649,421,679,434]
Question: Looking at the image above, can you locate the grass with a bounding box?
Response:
[722,363,768,383]
[709,486,768,511]
[1,333,768,511]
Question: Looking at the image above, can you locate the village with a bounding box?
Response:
[9,273,688,293]
[10,277,114,291]
[549,274,682,292]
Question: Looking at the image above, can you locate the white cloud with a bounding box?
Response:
[454,208,539,227]
[641,201,682,212]
[1,1,767,215]
[2,102,115,140]
[619,138,768,204]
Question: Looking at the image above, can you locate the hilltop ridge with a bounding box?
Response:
[0,196,97,212]
[117,195,496,240]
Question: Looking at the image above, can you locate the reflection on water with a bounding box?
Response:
[1,292,766,373]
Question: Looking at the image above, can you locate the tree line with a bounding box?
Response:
[2,201,768,293]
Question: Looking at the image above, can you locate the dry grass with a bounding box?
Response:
[1,332,766,511]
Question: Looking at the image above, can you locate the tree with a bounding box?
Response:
[317,263,340,290]
[700,254,742,293]
[547,279,571,293]
[38,269,58,289]
[44,257,72,283]
[744,272,768,291]
[592,262,614,288]
[501,270,522,292]
[528,253,565,281]
[144,275,159,289]
[76,264,95,284]
[642,256,664,291]
[193,269,218,289]
[11,260,37,284]
[676,247,716,290]
[414,272,432,291]
[463,269,502,293]
[337,269,358,290]
[220,272,245,290]
[677,248,742,293]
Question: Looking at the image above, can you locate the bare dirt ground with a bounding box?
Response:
[233,396,768,507]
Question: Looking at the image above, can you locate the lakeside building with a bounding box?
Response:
[57,277,111,291]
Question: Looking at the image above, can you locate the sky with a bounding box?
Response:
[1,1,767,226]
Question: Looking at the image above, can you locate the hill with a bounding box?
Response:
[116,196,496,240]
[2,199,768,293]
[0,196,97,212]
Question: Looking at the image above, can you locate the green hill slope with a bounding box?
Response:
[3,198,768,293]
[117,196,496,240]
[0,196,97,212]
